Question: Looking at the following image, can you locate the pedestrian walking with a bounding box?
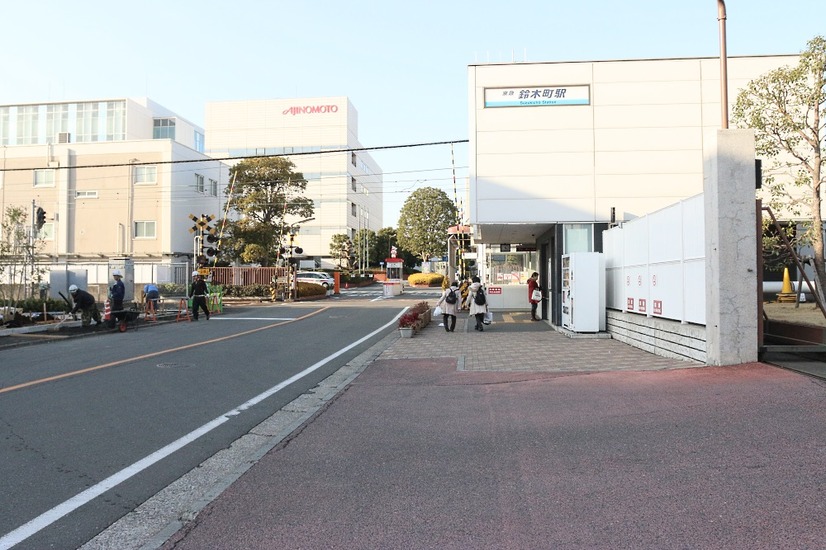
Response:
[69,284,102,327]
[528,271,541,321]
[435,280,460,332]
[108,269,125,327]
[189,271,210,321]
[465,276,488,331]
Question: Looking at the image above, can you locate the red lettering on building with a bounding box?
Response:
[627,297,635,311]
[638,298,647,313]
[653,300,663,315]
[282,105,340,116]
[488,286,502,294]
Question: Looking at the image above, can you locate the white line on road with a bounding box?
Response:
[0,310,406,550]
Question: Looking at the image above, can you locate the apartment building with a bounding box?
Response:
[0,97,226,271]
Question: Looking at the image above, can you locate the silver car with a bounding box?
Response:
[296,271,335,289]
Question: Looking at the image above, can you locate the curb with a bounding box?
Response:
[79,329,399,550]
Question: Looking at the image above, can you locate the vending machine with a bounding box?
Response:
[561,252,606,332]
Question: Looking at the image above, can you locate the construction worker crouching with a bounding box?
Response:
[69,284,102,327]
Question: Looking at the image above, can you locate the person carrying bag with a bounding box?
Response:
[528,271,541,321]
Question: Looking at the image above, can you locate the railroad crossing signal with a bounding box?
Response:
[189,214,215,234]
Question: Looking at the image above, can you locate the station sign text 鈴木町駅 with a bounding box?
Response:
[484,86,590,108]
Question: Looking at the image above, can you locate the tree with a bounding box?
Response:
[0,205,45,310]
[732,36,826,294]
[396,187,458,263]
[329,233,354,270]
[221,157,314,266]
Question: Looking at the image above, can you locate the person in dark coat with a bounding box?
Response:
[189,271,211,321]
[69,284,102,327]
[108,269,126,327]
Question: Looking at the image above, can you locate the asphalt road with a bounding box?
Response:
[0,300,408,550]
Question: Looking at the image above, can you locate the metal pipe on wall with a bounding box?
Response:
[717,0,729,129]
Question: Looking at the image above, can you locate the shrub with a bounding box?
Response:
[158,283,186,295]
[407,273,444,287]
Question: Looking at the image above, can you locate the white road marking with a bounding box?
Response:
[0,310,406,550]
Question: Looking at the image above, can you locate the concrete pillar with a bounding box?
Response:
[703,129,758,365]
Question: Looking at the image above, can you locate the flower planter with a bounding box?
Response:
[399,327,414,338]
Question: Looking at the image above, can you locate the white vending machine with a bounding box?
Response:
[561,252,606,332]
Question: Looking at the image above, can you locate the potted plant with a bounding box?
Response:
[398,311,419,338]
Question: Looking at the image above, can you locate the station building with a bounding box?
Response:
[467,54,799,325]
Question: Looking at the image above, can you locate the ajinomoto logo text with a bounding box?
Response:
[282,105,339,115]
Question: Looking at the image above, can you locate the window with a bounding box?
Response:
[351,152,357,166]
[153,118,176,140]
[75,102,99,142]
[106,101,126,141]
[46,104,69,143]
[75,190,99,199]
[134,221,156,238]
[0,106,9,145]
[209,178,218,196]
[134,165,157,184]
[351,176,357,192]
[17,106,38,145]
[34,169,55,188]
[195,173,205,193]
[194,130,205,152]
[351,202,357,217]
[563,223,593,254]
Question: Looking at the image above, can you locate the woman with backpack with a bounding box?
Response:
[465,276,488,331]
[435,280,461,332]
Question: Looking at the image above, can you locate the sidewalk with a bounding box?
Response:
[105,312,826,549]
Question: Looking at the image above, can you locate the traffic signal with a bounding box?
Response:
[35,207,46,230]
[203,233,219,257]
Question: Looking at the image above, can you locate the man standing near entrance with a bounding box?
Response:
[528,271,541,321]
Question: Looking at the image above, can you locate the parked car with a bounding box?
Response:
[296,271,335,289]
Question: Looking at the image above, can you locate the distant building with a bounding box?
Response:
[0,97,226,273]
[205,97,383,266]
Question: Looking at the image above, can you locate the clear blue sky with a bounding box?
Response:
[2,0,824,227]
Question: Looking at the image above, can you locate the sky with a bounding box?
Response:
[2,0,825,227]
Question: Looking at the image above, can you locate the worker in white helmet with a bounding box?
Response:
[189,270,210,321]
[69,284,102,327]
[108,269,126,327]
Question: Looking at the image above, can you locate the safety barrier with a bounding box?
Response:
[176,298,191,322]
[144,300,157,322]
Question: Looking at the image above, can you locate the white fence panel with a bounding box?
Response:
[604,193,705,325]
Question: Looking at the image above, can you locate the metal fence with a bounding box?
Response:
[209,267,288,286]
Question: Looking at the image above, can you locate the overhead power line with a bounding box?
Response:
[0,139,470,173]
